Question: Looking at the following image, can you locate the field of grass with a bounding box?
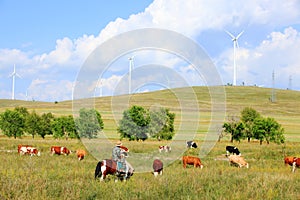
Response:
[0,86,300,199]
[1,137,300,199]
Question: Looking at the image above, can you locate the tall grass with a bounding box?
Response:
[1,137,300,199]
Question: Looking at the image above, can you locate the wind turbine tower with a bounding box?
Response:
[226,30,244,86]
[9,64,21,100]
[128,56,134,94]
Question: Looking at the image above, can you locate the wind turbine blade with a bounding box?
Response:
[236,40,240,49]
[225,30,235,39]
[236,30,244,40]
[16,73,22,78]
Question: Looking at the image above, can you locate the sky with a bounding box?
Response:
[1,0,300,102]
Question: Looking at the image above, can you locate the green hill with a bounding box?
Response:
[1,86,300,141]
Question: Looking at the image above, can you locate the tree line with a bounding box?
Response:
[221,107,285,145]
[0,105,175,141]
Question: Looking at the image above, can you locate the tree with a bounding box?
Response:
[149,108,175,140]
[75,108,104,139]
[118,105,150,141]
[253,117,285,145]
[118,105,175,141]
[52,115,77,139]
[25,110,41,138]
[39,113,54,139]
[222,115,245,143]
[0,109,25,138]
[241,107,261,142]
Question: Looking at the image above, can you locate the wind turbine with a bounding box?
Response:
[9,64,21,100]
[226,30,244,86]
[128,56,134,94]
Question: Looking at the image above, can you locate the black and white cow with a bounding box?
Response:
[186,141,197,148]
[226,146,241,156]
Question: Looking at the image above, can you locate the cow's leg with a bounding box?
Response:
[292,162,296,173]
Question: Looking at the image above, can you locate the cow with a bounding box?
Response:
[76,149,86,161]
[159,145,171,153]
[50,146,70,156]
[292,157,300,173]
[228,155,249,168]
[18,145,40,156]
[226,146,241,156]
[18,144,32,154]
[186,141,197,148]
[182,156,203,168]
[284,156,296,166]
[152,159,163,177]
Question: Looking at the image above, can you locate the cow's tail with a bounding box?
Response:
[95,161,103,179]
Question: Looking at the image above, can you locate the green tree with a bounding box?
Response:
[118,105,150,141]
[39,113,54,139]
[52,115,78,139]
[149,108,175,140]
[241,107,261,142]
[75,108,104,139]
[0,109,25,138]
[253,117,285,145]
[222,115,245,143]
[14,107,29,118]
[25,110,41,138]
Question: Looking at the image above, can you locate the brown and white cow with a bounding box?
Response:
[159,145,171,153]
[76,149,86,161]
[228,155,249,168]
[284,156,296,166]
[182,156,203,169]
[50,146,70,156]
[152,159,163,177]
[18,145,40,156]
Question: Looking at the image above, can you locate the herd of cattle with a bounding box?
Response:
[17,144,86,161]
[16,140,300,182]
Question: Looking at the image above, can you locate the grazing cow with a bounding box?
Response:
[228,155,249,168]
[18,144,31,154]
[159,145,171,153]
[95,159,134,182]
[182,156,203,168]
[226,146,241,156]
[292,157,300,173]
[76,149,86,161]
[152,159,163,177]
[284,156,296,166]
[50,146,70,156]
[18,145,40,156]
[186,141,197,148]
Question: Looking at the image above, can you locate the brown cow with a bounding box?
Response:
[228,155,249,168]
[152,159,163,177]
[182,156,203,169]
[76,149,86,161]
[50,146,70,156]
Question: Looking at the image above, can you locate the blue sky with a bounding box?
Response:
[1,0,300,102]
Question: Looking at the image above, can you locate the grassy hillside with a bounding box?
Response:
[1,86,300,199]
[0,86,300,141]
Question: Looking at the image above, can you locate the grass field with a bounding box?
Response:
[1,137,300,200]
[0,86,300,199]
